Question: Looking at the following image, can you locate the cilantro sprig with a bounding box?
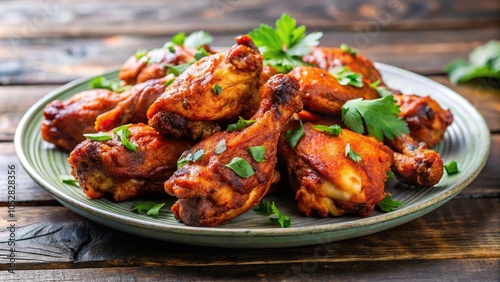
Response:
[377,195,402,212]
[248,14,323,73]
[285,120,305,149]
[329,66,363,88]
[227,116,255,132]
[90,76,129,93]
[341,95,409,141]
[177,149,205,169]
[132,201,166,216]
[83,124,138,152]
[369,80,392,97]
[254,201,292,228]
[225,157,255,178]
[345,143,362,163]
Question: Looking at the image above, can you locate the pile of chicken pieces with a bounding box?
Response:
[41,35,453,227]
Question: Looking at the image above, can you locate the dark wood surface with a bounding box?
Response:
[0,1,499,281]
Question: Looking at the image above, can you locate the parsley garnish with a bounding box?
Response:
[369,80,392,97]
[227,116,255,132]
[254,201,292,228]
[211,84,223,95]
[329,66,363,88]
[194,48,209,61]
[134,49,148,60]
[248,146,265,162]
[341,95,409,141]
[90,76,128,93]
[215,139,226,155]
[386,170,395,180]
[444,161,459,175]
[112,124,138,152]
[166,63,192,76]
[285,120,305,149]
[83,131,112,141]
[340,43,357,55]
[177,149,205,169]
[225,157,255,178]
[248,14,323,73]
[132,201,166,216]
[345,143,362,162]
[59,175,79,187]
[444,40,500,84]
[377,195,402,212]
[313,124,342,136]
[167,31,213,49]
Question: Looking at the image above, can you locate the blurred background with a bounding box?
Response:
[0,0,498,85]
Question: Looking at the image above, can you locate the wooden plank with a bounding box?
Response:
[0,259,498,281]
[0,198,497,269]
[0,135,498,205]
[0,0,498,39]
[2,28,499,85]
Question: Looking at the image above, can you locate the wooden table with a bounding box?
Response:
[1,1,499,281]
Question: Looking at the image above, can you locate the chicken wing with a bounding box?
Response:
[68,124,194,202]
[279,123,393,217]
[303,46,383,83]
[42,89,126,151]
[147,35,263,140]
[289,66,379,116]
[164,74,302,227]
[394,93,453,148]
[95,77,170,132]
[386,134,444,187]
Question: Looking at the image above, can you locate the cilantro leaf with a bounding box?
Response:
[377,195,402,212]
[211,84,223,95]
[254,201,273,215]
[341,95,409,141]
[313,124,342,136]
[112,124,137,152]
[227,116,255,132]
[444,40,500,83]
[369,80,392,97]
[225,157,255,178]
[444,160,459,175]
[340,43,357,55]
[345,143,362,162]
[132,201,166,216]
[177,149,205,169]
[285,120,305,149]
[170,32,186,45]
[83,131,112,141]
[254,201,292,228]
[248,14,323,73]
[184,31,213,48]
[248,145,265,162]
[329,66,363,88]
[90,76,128,93]
[215,139,226,155]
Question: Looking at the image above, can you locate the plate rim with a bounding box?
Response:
[14,63,491,247]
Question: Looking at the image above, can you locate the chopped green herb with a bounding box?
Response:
[134,49,148,60]
[377,194,402,212]
[254,201,291,228]
[340,43,357,55]
[166,63,192,76]
[170,32,186,45]
[386,170,395,180]
[211,84,223,95]
[444,160,459,175]
[313,124,342,136]
[225,157,255,178]
[90,76,128,93]
[345,143,362,162]
[248,14,323,73]
[285,120,305,149]
[132,201,166,216]
[227,116,255,132]
[215,139,226,155]
[194,48,209,61]
[112,124,137,152]
[177,149,205,169]
[329,66,363,88]
[165,78,175,87]
[83,131,112,141]
[59,174,79,187]
[111,124,132,133]
[248,146,265,162]
[163,41,176,53]
[369,80,392,97]
[444,40,500,84]
[183,31,213,48]
[341,95,409,141]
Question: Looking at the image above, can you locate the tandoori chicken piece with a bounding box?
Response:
[42,89,126,151]
[147,35,263,140]
[386,134,444,187]
[289,66,379,116]
[303,46,383,83]
[164,74,303,227]
[394,93,453,148]
[279,122,393,217]
[68,124,194,202]
[95,76,171,132]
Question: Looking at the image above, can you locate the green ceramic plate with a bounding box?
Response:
[15,63,490,248]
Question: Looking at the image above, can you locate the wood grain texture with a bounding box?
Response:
[0,198,498,270]
[2,28,499,85]
[1,0,499,39]
[0,259,499,282]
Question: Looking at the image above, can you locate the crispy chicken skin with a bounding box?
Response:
[42,89,126,151]
[279,123,393,217]
[386,134,444,187]
[164,74,303,227]
[68,124,194,202]
[394,93,453,148]
[95,77,170,132]
[147,35,263,140]
[289,66,379,116]
[303,46,383,83]
[119,44,210,85]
